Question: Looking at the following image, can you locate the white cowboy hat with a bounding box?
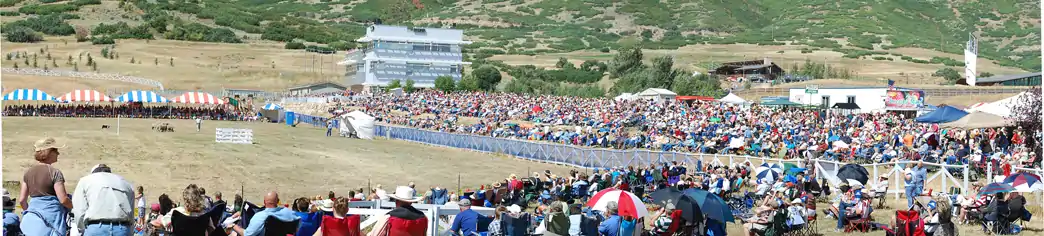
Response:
[318,199,334,212]
[507,204,522,214]
[387,186,423,202]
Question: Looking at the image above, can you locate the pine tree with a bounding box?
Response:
[24,56,29,66]
[32,55,38,68]
[73,63,78,71]
[46,52,51,60]
[154,58,158,65]
[92,62,97,71]
[52,59,57,68]
[43,64,48,70]
[67,55,73,66]
[87,54,94,66]
[39,48,44,54]
[13,64,18,69]
[169,58,174,67]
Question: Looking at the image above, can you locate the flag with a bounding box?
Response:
[887,80,895,90]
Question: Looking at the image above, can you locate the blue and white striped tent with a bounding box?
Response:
[262,103,282,110]
[2,89,56,101]
[115,90,169,103]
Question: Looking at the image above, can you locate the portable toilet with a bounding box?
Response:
[285,112,296,126]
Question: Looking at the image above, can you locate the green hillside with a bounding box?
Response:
[1,0,1040,70]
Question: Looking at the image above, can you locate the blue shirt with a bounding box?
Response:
[598,215,621,236]
[294,211,323,236]
[3,211,18,229]
[244,207,299,236]
[450,208,480,236]
[912,167,928,187]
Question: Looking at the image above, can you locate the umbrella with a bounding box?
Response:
[1002,172,1043,193]
[682,188,734,223]
[648,188,704,222]
[832,140,850,149]
[755,163,783,184]
[783,163,800,176]
[262,103,282,110]
[837,163,869,185]
[979,182,1015,196]
[586,188,649,219]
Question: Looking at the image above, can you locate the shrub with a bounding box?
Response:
[18,4,78,15]
[91,37,114,45]
[4,27,43,42]
[0,0,22,7]
[0,11,19,16]
[284,42,305,49]
[2,15,75,36]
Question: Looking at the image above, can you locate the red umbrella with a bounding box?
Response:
[533,105,543,113]
[586,188,648,218]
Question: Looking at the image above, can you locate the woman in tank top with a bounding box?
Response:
[19,137,72,236]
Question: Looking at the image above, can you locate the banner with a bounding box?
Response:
[965,33,978,86]
[215,128,253,144]
[885,90,925,109]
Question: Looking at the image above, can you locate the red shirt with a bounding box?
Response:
[321,215,361,236]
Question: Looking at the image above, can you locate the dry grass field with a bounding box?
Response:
[0,117,575,203]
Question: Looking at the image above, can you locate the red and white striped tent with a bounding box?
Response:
[56,89,112,102]
[586,188,648,219]
[170,92,225,104]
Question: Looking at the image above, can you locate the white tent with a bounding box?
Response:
[339,110,376,140]
[614,93,636,101]
[718,93,747,105]
[635,88,677,101]
[389,88,404,97]
[966,91,1029,117]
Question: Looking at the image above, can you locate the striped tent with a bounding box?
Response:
[171,92,225,104]
[262,103,282,110]
[2,89,55,101]
[57,89,112,102]
[116,90,169,103]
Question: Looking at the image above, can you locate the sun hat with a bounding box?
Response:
[387,186,423,202]
[507,204,522,214]
[34,137,66,151]
[790,198,803,205]
[319,199,334,212]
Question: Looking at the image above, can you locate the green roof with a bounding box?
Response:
[761,99,801,106]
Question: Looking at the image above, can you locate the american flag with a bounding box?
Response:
[887,79,895,90]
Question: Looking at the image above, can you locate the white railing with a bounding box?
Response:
[1,68,165,89]
[347,200,495,236]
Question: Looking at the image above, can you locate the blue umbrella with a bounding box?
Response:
[683,188,734,223]
[755,163,783,184]
[979,182,1015,196]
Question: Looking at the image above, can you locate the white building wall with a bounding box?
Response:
[788,88,888,113]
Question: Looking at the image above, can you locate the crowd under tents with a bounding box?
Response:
[914,105,969,124]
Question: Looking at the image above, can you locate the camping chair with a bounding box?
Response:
[205,203,228,236]
[885,210,925,236]
[844,202,873,233]
[170,210,212,236]
[762,208,789,236]
[262,216,300,236]
[982,198,1011,234]
[502,212,531,236]
[238,202,264,229]
[873,186,889,209]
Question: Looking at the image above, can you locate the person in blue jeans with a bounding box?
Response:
[836,192,855,231]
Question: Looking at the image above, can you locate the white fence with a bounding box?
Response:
[1,68,165,89]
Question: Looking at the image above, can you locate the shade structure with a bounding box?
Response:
[939,111,1014,129]
[116,90,169,103]
[914,105,969,123]
[2,89,55,101]
[1002,172,1043,193]
[979,182,1015,196]
[647,188,703,222]
[171,92,225,104]
[57,89,112,102]
[755,163,783,184]
[586,188,648,219]
[837,163,870,185]
[682,188,734,223]
[262,103,282,110]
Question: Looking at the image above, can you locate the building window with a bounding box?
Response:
[449,65,458,73]
[821,95,831,109]
[846,95,856,104]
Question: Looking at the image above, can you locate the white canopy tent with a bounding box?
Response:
[338,111,376,140]
[966,91,1029,117]
[635,88,677,101]
[718,93,747,105]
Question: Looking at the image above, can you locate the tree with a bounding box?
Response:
[101,47,109,58]
[285,42,305,49]
[649,56,680,89]
[91,61,97,71]
[555,57,573,69]
[130,57,135,63]
[4,27,43,43]
[979,72,995,78]
[169,57,174,67]
[608,45,644,78]
[66,55,72,65]
[457,75,481,92]
[86,54,93,66]
[1010,87,1042,167]
[670,74,723,97]
[933,68,961,83]
[385,79,402,91]
[434,75,456,92]
[404,79,416,93]
[74,25,89,42]
[154,57,158,65]
[579,60,600,72]
[472,65,502,91]
[378,0,416,24]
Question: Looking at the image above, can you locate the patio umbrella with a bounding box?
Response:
[586,188,649,219]
[648,188,704,222]
[682,188,734,223]
[783,163,800,176]
[755,163,783,184]
[1002,172,1043,193]
[836,163,870,185]
[979,182,1015,196]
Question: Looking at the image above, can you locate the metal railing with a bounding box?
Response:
[737,87,1029,98]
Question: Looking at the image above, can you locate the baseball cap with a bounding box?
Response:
[34,137,66,151]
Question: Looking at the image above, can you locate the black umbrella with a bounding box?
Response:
[648,188,704,222]
[837,163,870,185]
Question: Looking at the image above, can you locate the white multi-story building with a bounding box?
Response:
[339,25,472,89]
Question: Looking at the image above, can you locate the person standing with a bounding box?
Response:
[20,137,73,236]
[134,186,146,230]
[195,116,203,132]
[326,120,335,137]
[72,164,136,236]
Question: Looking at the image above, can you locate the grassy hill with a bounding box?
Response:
[0,0,1039,93]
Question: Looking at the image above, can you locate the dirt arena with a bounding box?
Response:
[1,117,575,202]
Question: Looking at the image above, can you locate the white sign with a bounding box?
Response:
[215,128,253,144]
[965,33,978,86]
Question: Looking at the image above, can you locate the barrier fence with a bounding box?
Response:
[374,124,1044,207]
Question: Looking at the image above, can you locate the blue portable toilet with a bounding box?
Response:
[285,112,296,126]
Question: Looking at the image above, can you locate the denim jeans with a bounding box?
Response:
[84,223,132,236]
[904,185,922,209]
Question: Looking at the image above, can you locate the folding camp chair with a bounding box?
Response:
[170,210,211,236]
[263,216,300,236]
[886,210,925,236]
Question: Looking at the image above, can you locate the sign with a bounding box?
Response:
[216,128,253,144]
[964,33,978,86]
[805,85,818,94]
[884,90,925,109]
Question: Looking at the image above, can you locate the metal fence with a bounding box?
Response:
[737,86,1029,98]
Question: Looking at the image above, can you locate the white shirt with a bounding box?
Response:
[72,172,135,229]
[195,118,203,124]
